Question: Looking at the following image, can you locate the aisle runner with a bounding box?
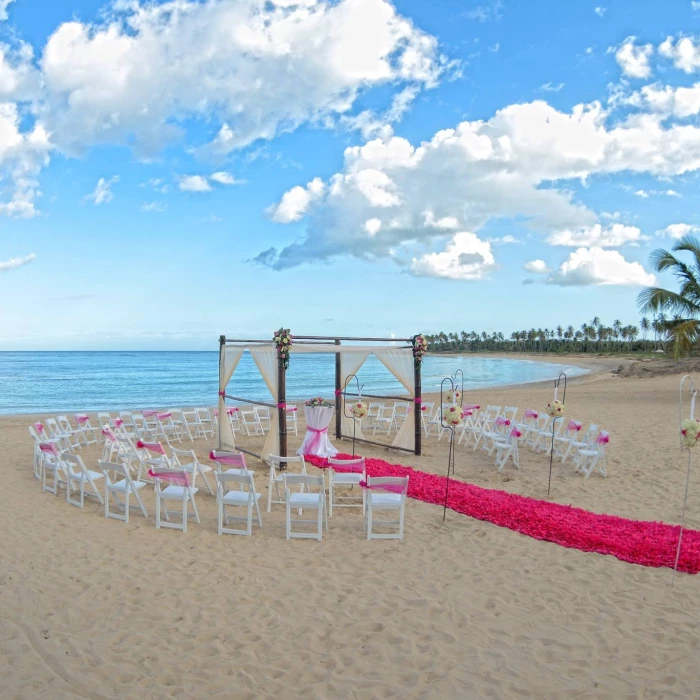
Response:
[306,454,700,574]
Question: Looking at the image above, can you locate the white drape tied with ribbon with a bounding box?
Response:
[297,405,338,458]
[218,346,244,451]
[249,346,279,463]
[340,351,370,441]
[374,348,416,450]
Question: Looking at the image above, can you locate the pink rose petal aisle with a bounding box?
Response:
[306,454,700,574]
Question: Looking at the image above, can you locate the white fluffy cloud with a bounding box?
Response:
[542,248,656,286]
[268,177,325,222]
[659,223,700,238]
[659,35,700,73]
[210,171,242,185]
[628,82,700,118]
[409,232,495,280]
[615,37,653,79]
[547,223,644,247]
[37,0,443,156]
[523,259,550,274]
[179,175,211,193]
[85,175,119,205]
[257,96,700,275]
[0,0,15,21]
[0,252,35,272]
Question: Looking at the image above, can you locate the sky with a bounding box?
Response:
[0,0,699,349]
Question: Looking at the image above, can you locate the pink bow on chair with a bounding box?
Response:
[567,420,582,432]
[596,432,610,444]
[156,412,171,420]
[75,414,89,424]
[33,422,44,433]
[524,409,538,419]
[209,450,246,467]
[142,410,157,417]
[359,480,405,494]
[495,417,511,427]
[39,442,59,455]
[137,440,166,454]
[102,427,117,442]
[226,407,239,415]
[147,469,190,486]
[113,418,124,427]
[510,427,523,438]
[463,404,480,411]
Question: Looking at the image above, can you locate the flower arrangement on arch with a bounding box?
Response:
[411,334,428,367]
[546,399,565,418]
[351,401,368,419]
[305,397,334,408]
[274,328,293,369]
[681,418,700,448]
[446,389,461,404]
[442,404,462,427]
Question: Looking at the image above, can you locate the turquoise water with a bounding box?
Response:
[0,352,587,415]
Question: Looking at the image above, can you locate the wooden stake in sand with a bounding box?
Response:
[673,375,698,585]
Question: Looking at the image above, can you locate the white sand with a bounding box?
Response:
[2,356,700,698]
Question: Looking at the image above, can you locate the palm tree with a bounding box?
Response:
[640,317,650,341]
[638,235,700,357]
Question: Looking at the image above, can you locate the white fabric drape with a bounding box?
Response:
[218,346,244,451]
[249,346,280,463]
[297,406,338,458]
[375,348,416,450]
[340,351,370,441]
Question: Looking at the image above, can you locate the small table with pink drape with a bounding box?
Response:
[297,405,338,458]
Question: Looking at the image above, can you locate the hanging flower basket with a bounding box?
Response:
[547,399,565,418]
[274,328,293,369]
[351,401,368,419]
[443,404,463,427]
[681,418,700,448]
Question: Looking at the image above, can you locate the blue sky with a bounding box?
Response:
[0,0,699,349]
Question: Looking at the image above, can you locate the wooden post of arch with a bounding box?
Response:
[278,353,287,460]
[335,338,342,439]
[414,354,422,456]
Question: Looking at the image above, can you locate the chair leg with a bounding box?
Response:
[285,503,291,540]
[182,498,188,533]
[367,503,372,540]
[190,492,200,524]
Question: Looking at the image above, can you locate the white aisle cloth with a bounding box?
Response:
[297,406,338,458]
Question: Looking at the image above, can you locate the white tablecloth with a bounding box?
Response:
[297,405,338,458]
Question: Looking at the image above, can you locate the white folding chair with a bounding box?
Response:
[365,476,409,540]
[226,407,243,436]
[193,407,215,438]
[285,404,298,436]
[240,408,264,436]
[560,423,599,463]
[63,453,105,508]
[420,402,435,436]
[153,469,200,533]
[39,442,68,495]
[255,407,271,433]
[99,460,149,523]
[267,454,307,512]
[29,425,56,479]
[45,418,74,452]
[328,457,366,516]
[373,404,395,435]
[493,428,521,472]
[283,473,328,541]
[168,408,193,442]
[366,402,384,431]
[97,412,113,433]
[171,447,215,495]
[74,414,99,445]
[574,431,608,478]
[56,415,84,449]
[155,411,182,444]
[136,440,173,481]
[393,403,410,432]
[216,472,262,536]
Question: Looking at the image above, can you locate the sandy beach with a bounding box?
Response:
[4,354,700,698]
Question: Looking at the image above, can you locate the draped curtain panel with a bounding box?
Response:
[249,346,280,463]
[375,348,416,450]
[218,346,244,451]
[340,351,370,441]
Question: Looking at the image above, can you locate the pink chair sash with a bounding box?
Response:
[209,450,246,467]
[495,417,511,427]
[75,414,89,424]
[142,410,157,417]
[39,442,59,455]
[285,407,298,412]
[33,422,44,433]
[102,427,117,442]
[461,408,474,418]
[510,427,523,438]
[596,432,610,444]
[113,418,124,427]
[137,440,165,455]
[148,469,190,486]
[463,404,480,411]
[331,460,365,473]
[156,412,171,420]
[359,479,405,494]
[567,420,582,432]
[524,409,538,419]
[226,407,239,415]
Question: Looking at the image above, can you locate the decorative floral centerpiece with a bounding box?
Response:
[412,334,428,367]
[446,389,461,404]
[305,397,334,408]
[351,401,368,419]
[681,418,700,448]
[274,328,293,369]
[546,399,565,418]
[442,404,463,427]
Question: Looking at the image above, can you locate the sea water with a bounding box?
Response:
[0,351,587,415]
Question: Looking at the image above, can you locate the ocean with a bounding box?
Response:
[0,351,587,415]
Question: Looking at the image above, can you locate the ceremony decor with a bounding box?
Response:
[411,334,428,367]
[298,398,338,458]
[440,378,460,521]
[547,373,567,496]
[273,328,293,369]
[343,374,365,457]
[674,375,700,583]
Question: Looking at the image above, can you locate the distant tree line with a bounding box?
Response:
[426,316,672,355]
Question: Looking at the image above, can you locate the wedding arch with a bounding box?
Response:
[217,334,423,462]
